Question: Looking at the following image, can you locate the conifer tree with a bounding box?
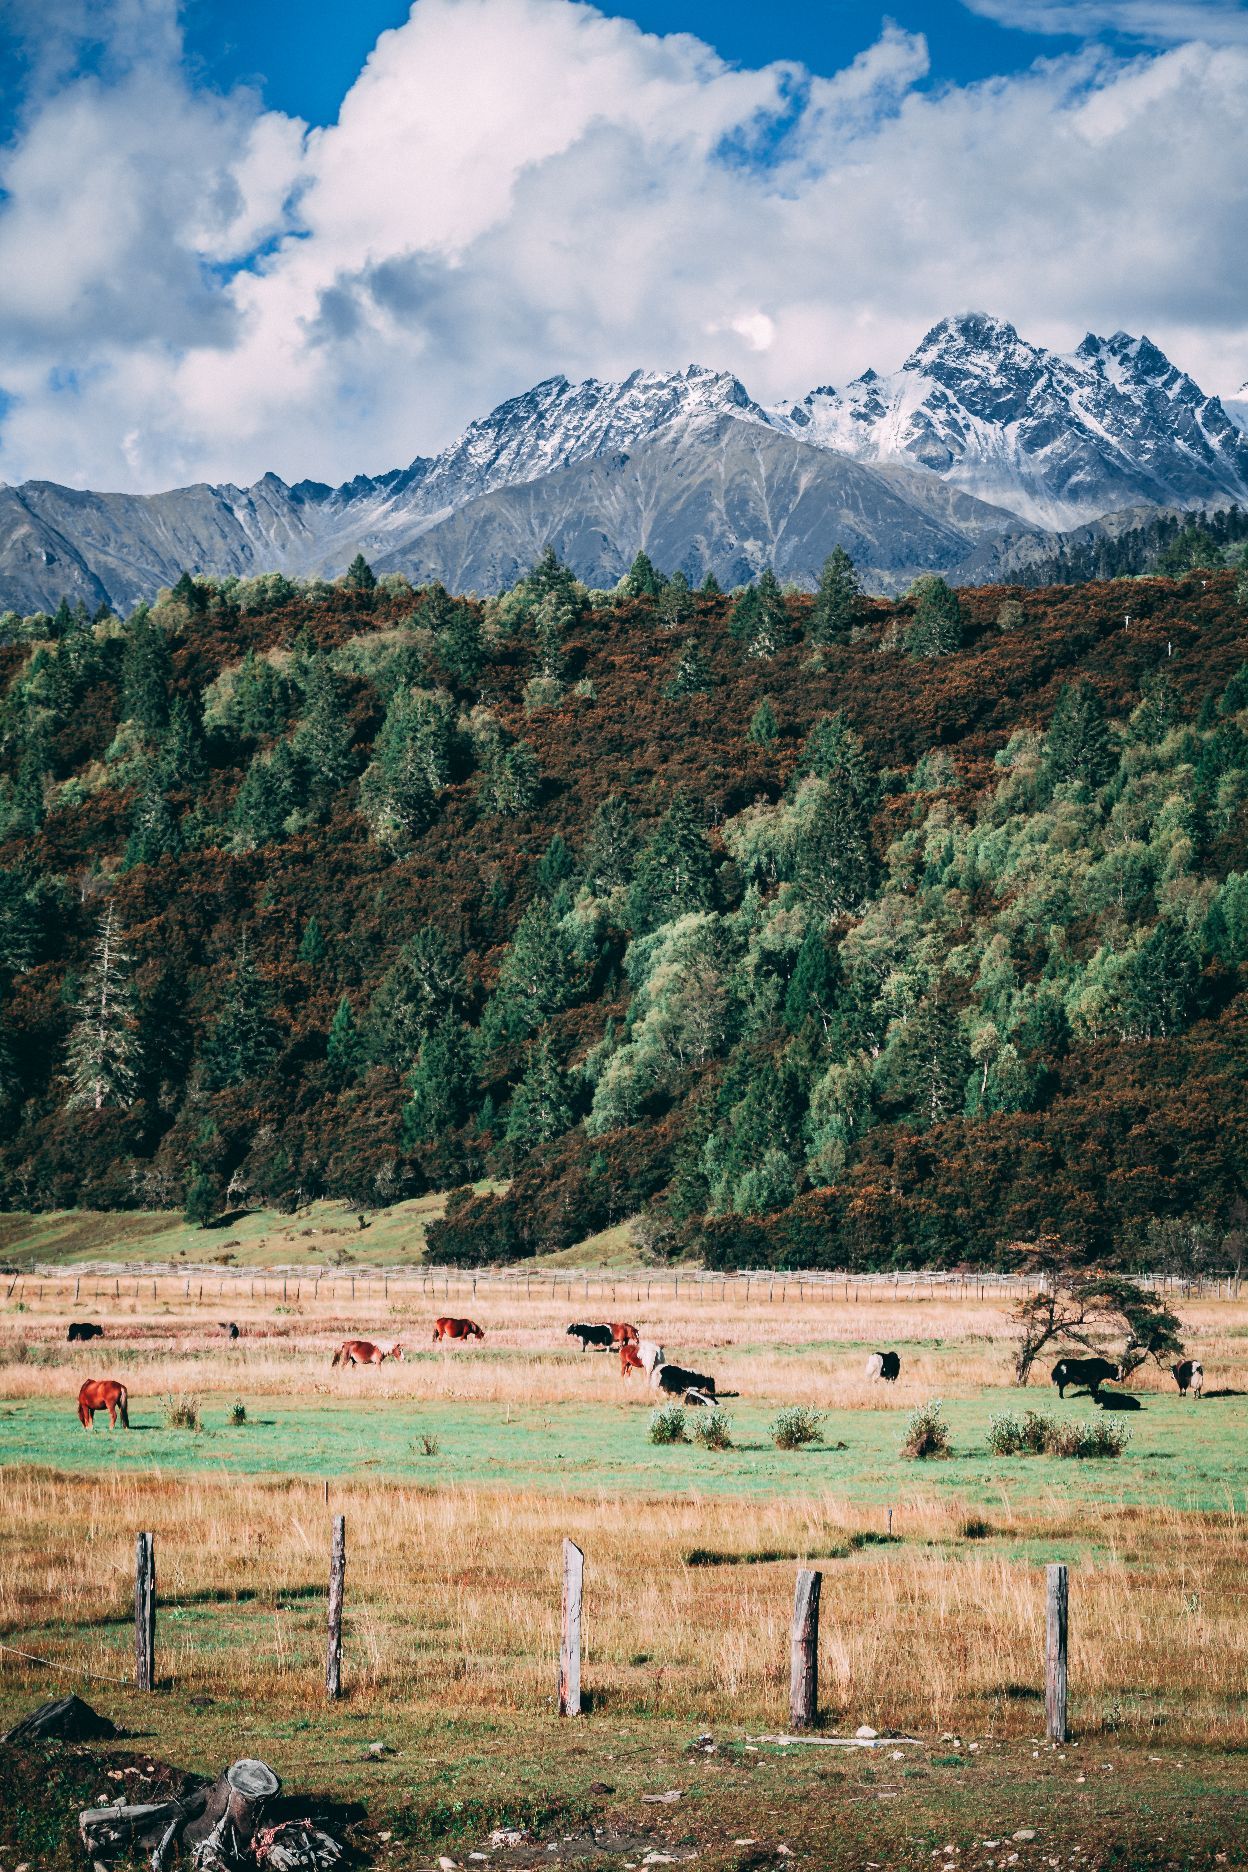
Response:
[366,926,464,1069]
[402,1015,474,1145]
[794,763,875,918]
[522,546,580,609]
[657,569,694,629]
[783,925,841,1036]
[1044,680,1117,790]
[297,917,327,967]
[486,898,576,1043]
[663,636,713,698]
[233,743,301,844]
[809,548,860,645]
[326,995,364,1084]
[233,650,288,737]
[534,833,577,898]
[700,570,722,595]
[504,1037,573,1151]
[344,553,376,594]
[905,576,963,658]
[158,694,206,790]
[894,990,969,1129]
[120,607,172,733]
[125,771,182,869]
[183,1165,219,1229]
[629,795,715,930]
[476,739,540,816]
[583,795,639,895]
[621,551,663,600]
[200,938,277,1090]
[65,904,141,1111]
[295,658,354,810]
[437,603,484,689]
[748,698,779,745]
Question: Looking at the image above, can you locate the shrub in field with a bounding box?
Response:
[1048,1417,1131,1459]
[771,1406,825,1450]
[419,1433,440,1456]
[228,1399,247,1426]
[163,1393,201,1432]
[901,1398,950,1459]
[959,1516,993,1540]
[987,1409,1130,1458]
[691,1409,734,1450]
[649,1404,688,1444]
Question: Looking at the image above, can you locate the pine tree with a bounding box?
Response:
[233,743,301,844]
[629,795,715,930]
[809,548,860,645]
[894,991,969,1129]
[326,994,363,1083]
[533,591,570,682]
[905,576,963,658]
[358,687,438,848]
[663,636,713,698]
[534,834,577,898]
[366,926,464,1069]
[504,1037,573,1151]
[295,658,354,810]
[783,925,841,1036]
[184,1165,219,1229]
[200,938,277,1090]
[65,904,141,1111]
[1045,680,1117,790]
[297,917,327,967]
[344,553,376,594]
[125,771,182,869]
[748,698,779,745]
[522,546,580,610]
[476,739,540,817]
[621,551,663,600]
[794,765,875,919]
[583,795,639,895]
[657,569,694,629]
[437,603,483,689]
[158,694,206,789]
[233,650,288,738]
[120,607,172,733]
[700,570,723,596]
[1129,669,1180,745]
[486,899,576,1042]
[401,1016,474,1146]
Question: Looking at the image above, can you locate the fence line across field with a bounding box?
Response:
[8,1266,1244,1308]
[30,1524,1078,1743]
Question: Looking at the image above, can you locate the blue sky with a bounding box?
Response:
[177,1,1091,125]
[0,0,1245,491]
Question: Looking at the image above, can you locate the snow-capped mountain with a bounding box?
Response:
[2,319,1245,611]
[775,314,1248,530]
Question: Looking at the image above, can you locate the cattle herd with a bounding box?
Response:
[62,1312,1208,1429]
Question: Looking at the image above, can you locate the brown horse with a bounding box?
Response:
[433,1317,484,1342]
[77,1379,129,1428]
[609,1322,639,1345]
[330,1339,403,1368]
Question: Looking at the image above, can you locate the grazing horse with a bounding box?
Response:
[433,1317,484,1342]
[610,1322,639,1346]
[331,1339,403,1368]
[77,1379,129,1429]
[621,1339,665,1379]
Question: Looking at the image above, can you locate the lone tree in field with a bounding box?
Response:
[1011,1236,1184,1385]
[65,903,141,1111]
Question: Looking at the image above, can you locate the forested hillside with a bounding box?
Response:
[1,552,1245,1270]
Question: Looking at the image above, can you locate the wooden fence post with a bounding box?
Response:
[326,1516,346,1700]
[558,1539,584,1716]
[790,1568,821,1730]
[134,1532,155,1691]
[1045,1563,1068,1743]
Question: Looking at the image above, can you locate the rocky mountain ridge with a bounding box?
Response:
[2,317,1245,612]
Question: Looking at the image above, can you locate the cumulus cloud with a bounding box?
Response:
[0,0,1245,491]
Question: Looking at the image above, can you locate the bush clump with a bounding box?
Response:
[691,1408,734,1450]
[771,1406,825,1450]
[649,1404,688,1445]
[163,1393,202,1432]
[988,1409,1130,1459]
[901,1398,950,1460]
[228,1399,247,1426]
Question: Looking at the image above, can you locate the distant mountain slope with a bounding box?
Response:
[384,415,1029,595]
[3,319,1246,613]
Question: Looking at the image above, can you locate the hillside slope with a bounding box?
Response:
[0,558,1244,1269]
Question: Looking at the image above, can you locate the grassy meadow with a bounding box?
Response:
[2,1249,1247,1866]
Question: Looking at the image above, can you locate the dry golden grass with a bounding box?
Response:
[3,1276,1245,1406]
[1,1468,1245,1745]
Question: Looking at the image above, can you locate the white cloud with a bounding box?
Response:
[962,1,1248,47]
[0,0,1245,492]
